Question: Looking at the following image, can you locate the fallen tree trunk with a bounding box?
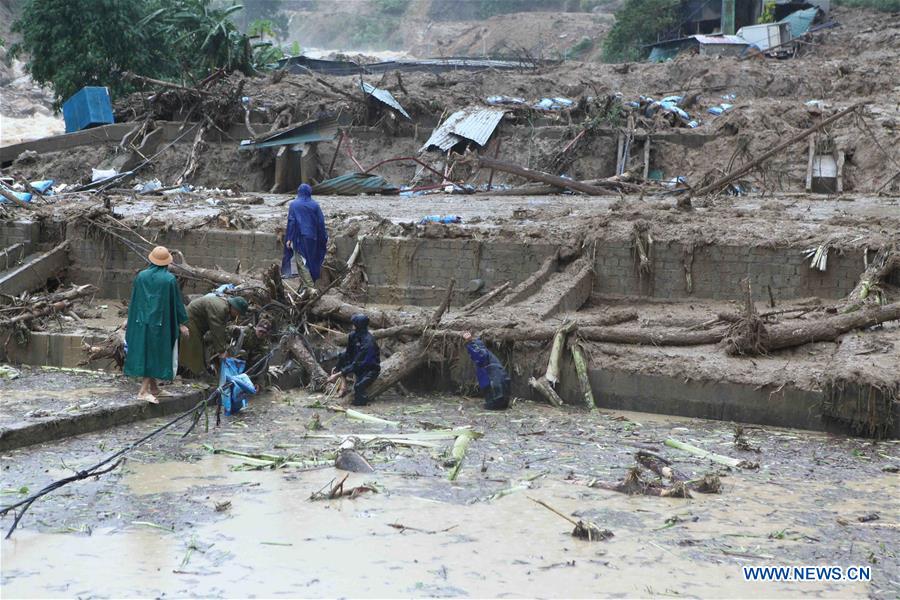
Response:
[284,335,328,390]
[529,375,564,407]
[690,102,866,197]
[122,71,213,96]
[310,293,395,329]
[765,302,900,351]
[366,281,454,400]
[484,174,645,196]
[169,250,250,287]
[468,155,613,196]
[333,311,638,345]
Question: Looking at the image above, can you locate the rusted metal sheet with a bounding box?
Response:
[360,82,411,120]
[239,117,338,150]
[421,107,507,152]
[313,172,398,195]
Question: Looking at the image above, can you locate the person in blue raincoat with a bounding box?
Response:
[327,314,381,406]
[281,183,328,294]
[463,331,511,410]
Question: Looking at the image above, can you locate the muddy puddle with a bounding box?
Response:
[3,448,894,598]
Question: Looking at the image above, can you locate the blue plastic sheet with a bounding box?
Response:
[219,357,256,416]
[0,187,32,203]
[419,215,462,225]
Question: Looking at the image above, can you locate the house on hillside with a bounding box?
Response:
[665,0,828,37]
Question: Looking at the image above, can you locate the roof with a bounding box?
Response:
[239,116,338,150]
[421,107,507,152]
[694,34,749,45]
[360,81,411,120]
[275,55,539,77]
[313,172,399,195]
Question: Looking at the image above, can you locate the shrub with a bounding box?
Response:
[602,0,680,63]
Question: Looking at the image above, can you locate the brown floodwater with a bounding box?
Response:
[3,448,893,598]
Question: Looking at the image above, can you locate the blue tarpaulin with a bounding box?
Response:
[781,8,819,38]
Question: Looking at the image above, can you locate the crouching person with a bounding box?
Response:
[463,331,511,410]
[179,295,248,377]
[327,314,380,406]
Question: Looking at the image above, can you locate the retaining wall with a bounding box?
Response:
[64,224,863,305]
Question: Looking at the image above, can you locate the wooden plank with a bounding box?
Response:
[643,137,651,181]
[836,150,845,193]
[805,134,816,192]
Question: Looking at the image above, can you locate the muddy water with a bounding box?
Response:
[3,453,888,598]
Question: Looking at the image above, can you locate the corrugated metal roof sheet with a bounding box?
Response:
[368,58,536,74]
[421,107,507,152]
[360,81,411,120]
[275,55,540,77]
[313,172,399,195]
[694,34,748,45]
[239,117,338,150]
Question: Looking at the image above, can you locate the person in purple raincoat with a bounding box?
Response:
[281,183,328,295]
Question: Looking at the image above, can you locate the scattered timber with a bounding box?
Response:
[690,102,867,197]
[464,155,613,196]
[0,285,97,326]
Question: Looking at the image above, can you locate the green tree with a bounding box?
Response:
[602,0,680,63]
[11,0,176,108]
[145,0,254,78]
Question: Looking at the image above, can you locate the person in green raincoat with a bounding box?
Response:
[124,246,190,403]
[179,294,248,376]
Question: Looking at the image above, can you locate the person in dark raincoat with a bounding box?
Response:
[179,295,248,377]
[124,246,190,403]
[327,314,380,406]
[463,331,511,410]
[281,183,328,294]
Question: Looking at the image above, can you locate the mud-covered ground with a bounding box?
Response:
[2,390,898,598]
[30,190,900,252]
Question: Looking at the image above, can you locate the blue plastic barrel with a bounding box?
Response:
[62,87,114,133]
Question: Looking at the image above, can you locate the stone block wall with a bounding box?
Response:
[592,240,862,302]
[0,221,40,254]
[62,221,864,305]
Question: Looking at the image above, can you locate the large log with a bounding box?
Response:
[470,155,611,196]
[284,335,328,389]
[529,375,564,407]
[170,250,249,286]
[765,302,900,351]
[309,293,395,329]
[366,281,454,400]
[332,311,638,345]
[366,340,424,400]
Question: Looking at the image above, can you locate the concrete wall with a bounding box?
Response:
[593,240,862,302]
[62,223,863,304]
[0,221,40,255]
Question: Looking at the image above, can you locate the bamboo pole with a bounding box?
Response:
[545,321,576,386]
[448,429,480,481]
[664,438,756,469]
[570,341,596,411]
